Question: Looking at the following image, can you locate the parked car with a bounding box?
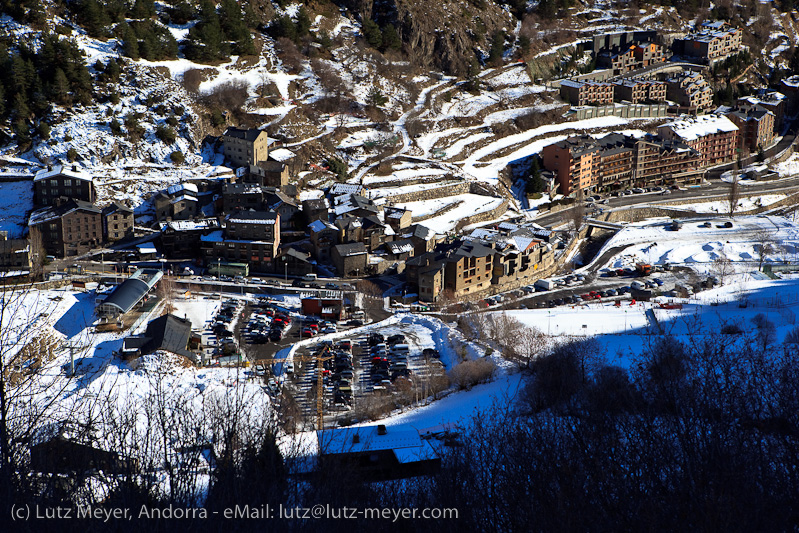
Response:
[301,328,316,338]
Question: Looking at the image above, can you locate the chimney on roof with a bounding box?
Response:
[377,424,387,436]
[72,165,77,172]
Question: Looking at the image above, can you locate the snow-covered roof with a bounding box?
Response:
[309,220,337,233]
[226,211,277,225]
[170,195,197,204]
[268,148,295,162]
[660,114,738,142]
[34,164,92,183]
[560,80,585,89]
[167,183,199,196]
[161,219,218,232]
[329,183,363,196]
[136,243,157,254]
[317,425,437,462]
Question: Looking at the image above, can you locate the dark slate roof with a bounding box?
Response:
[266,191,298,208]
[225,211,278,224]
[333,242,368,257]
[280,247,312,262]
[141,314,193,356]
[451,241,495,259]
[100,269,162,315]
[103,201,133,215]
[29,199,101,226]
[303,198,328,211]
[407,224,436,241]
[223,127,266,142]
[259,160,285,173]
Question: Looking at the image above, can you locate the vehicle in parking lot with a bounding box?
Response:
[254,365,265,376]
[301,328,315,338]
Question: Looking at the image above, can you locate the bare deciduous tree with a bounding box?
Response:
[754,229,776,271]
[711,255,735,286]
[728,177,740,216]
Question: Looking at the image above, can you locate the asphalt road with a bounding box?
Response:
[535,174,799,228]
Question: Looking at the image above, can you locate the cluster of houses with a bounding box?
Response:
[560,21,746,113]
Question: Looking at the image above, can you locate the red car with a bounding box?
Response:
[301,328,315,338]
[308,323,319,332]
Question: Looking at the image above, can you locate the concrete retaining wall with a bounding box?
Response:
[568,103,669,121]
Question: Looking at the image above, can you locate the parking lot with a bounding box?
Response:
[285,322,445,428]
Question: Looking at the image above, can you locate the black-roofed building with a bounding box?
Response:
[361,215,394,251]
[384,206,412,232]
[309,219,339,262]
[403,224,440,255]
[222,127,270,168]
[33,164,96,207]
[30,433,133,475]
[28,199,102,258]
[96,268,163,319]
[444,241,495,298]
[332,194,380,218]
[385,238,415,261]
[121,314,197,363]
[331,242,368,277]
[302,198,329,224]
[201,211,280,272]
[317,424,440,481]
[265,191,299,229]
[102,202,134,242]
[275,247,314,277]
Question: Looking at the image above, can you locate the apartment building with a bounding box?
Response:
[657,114,739,166]
[613,79,667,104]
[28,199,102,257]
[222,127,270,169]
[33,165,96,207]
[672,21,742,64]
[543,133,705,195]
[633,42,666,67]
[201,211,280,272]
[559,80,614,106]
[665,71,713,111]
[726,106,775,152]
[634,136,705,186]
[102,202,134,242]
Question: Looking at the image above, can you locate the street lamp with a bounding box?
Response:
[283,255,287,281]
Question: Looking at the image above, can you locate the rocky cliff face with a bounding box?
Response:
[339,0,514,74]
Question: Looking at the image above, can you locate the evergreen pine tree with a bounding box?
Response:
[381,24,402,52]
[367,85,388,107]
[122,24,140,59]
[51,68,70,104]
[362,19,382,49]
